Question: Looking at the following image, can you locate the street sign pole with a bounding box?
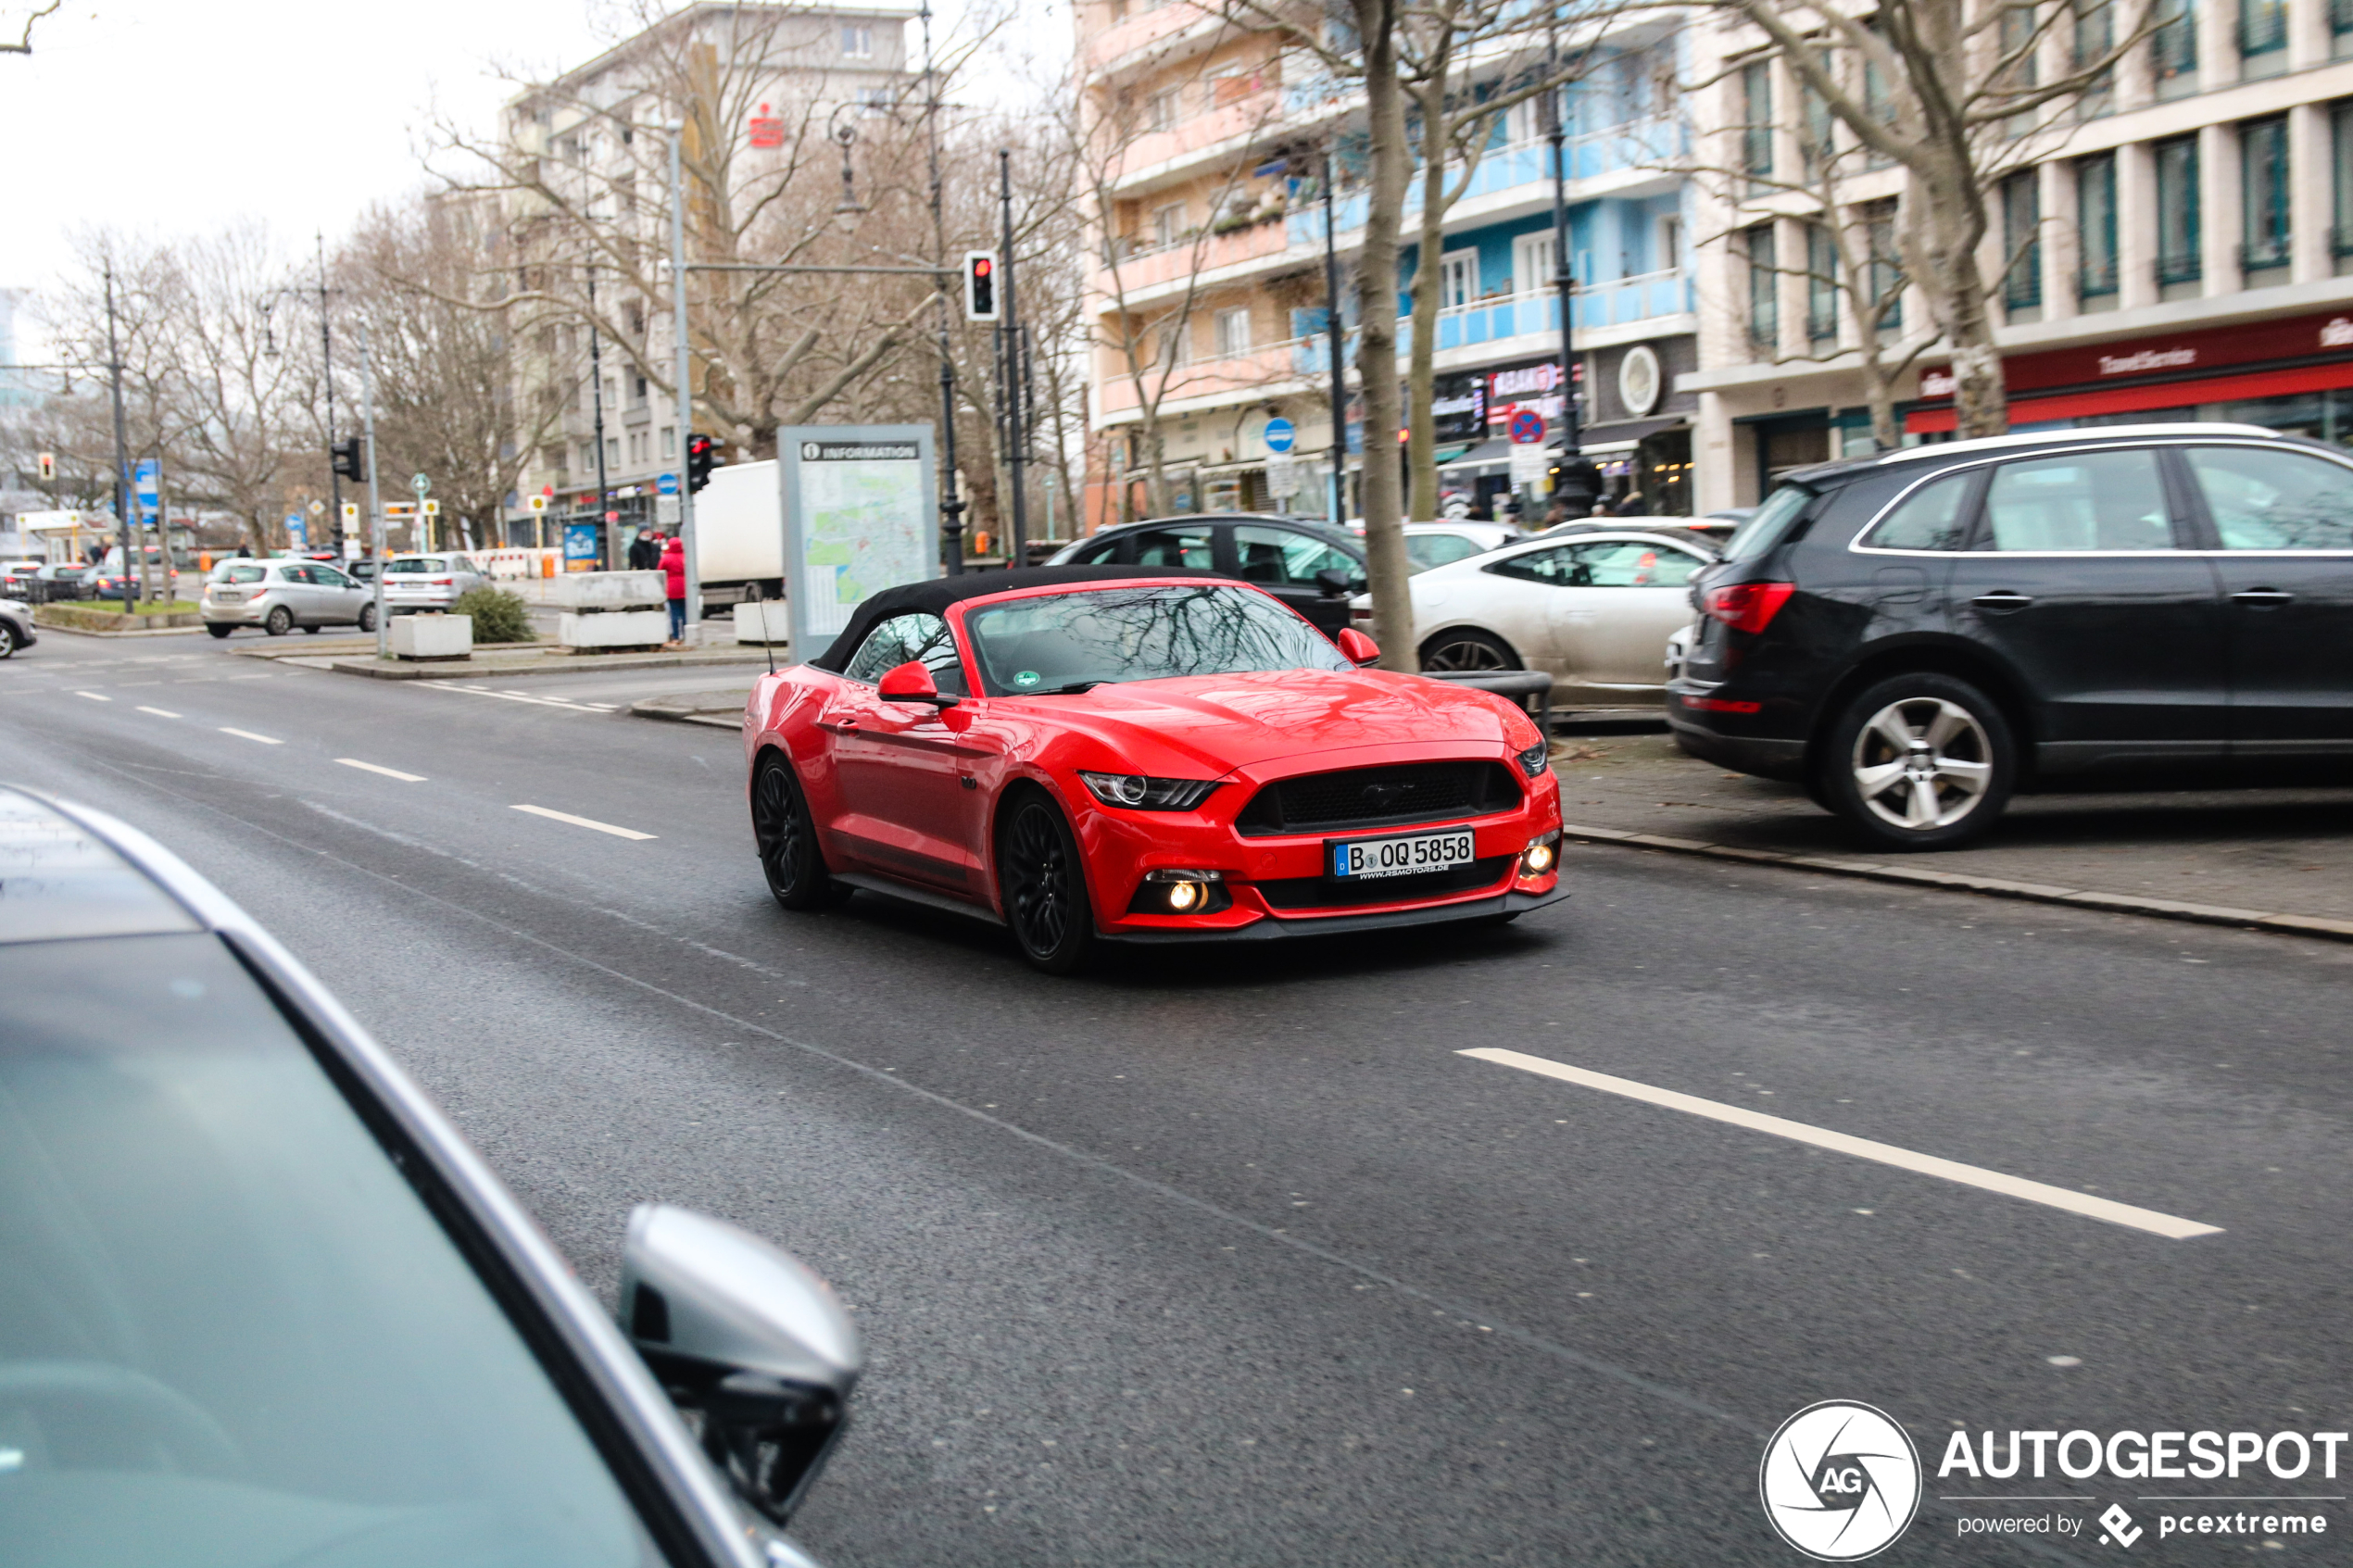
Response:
[668,123,701,636]
[360,330,387,661]
[103,265,137,615]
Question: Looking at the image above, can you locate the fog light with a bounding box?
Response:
[1521,835,1557,876]
[1166,880,1203,912]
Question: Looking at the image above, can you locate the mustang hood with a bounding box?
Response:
[996,668,1537,779]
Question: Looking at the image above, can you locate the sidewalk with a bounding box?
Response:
[235,635,774,682]
[1545,728,2353,938]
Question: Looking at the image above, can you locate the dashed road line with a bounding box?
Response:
[1459,1047,2221,1241]
[336,759,428,783]
[428,684,610,713]
[135,706,182,718]
[510,803,656,840]
[219,727,283,746]
[73,691,111,702]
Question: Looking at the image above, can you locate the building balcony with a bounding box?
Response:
[1096,215,1290,294]
[1084,1,1216,72]
[1096,339,1308,416]
[1398,271,1692,358]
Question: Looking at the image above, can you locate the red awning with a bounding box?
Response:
[1905,359,2353,434]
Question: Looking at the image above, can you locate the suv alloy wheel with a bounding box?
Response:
[1820,672,2016,850]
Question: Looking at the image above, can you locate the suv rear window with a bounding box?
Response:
[1863,470,1975,550]
[1719,484,1810,562]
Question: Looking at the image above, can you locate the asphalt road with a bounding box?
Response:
[7,627,2349,1567]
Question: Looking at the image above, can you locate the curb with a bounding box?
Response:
[272,648,776,681]
[1558,822,2353,946]
[629,697,742,730]
[26,621,209,639]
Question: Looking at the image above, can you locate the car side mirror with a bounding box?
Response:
[1336,627,1380,666]
[878,659,960,708]
[619,1204,862,1527]
[1314,567,1354,597]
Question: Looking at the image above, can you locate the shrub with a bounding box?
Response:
[451,585,534,645]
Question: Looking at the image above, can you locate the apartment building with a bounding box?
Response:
[1686,0,2353,508]
[498,3,912,549]
[1077,1,1699,525]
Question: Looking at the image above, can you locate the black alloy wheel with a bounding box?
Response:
[1820,672,2016,851]
[751,753,849,911]
[1418,628,1520,673]
[997,794,1094,975]
[264,605,293,637]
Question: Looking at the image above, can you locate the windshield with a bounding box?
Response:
[385,558,450,575]
[0,934,656,1568]
[964,584,1349,696]
[1719,483,1813,562]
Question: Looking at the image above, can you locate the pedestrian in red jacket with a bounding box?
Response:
[661,534,686,645]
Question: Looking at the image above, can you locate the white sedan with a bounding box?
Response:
[1353,526,1718,706]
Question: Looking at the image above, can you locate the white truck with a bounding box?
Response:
[687,459,782,610]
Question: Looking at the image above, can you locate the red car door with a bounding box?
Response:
[818,612,988,895]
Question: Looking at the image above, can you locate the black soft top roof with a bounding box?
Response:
[810,565,1231,671]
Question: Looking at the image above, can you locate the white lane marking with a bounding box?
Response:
[336,759,427,783]
[1458,1047,2222,1241]
[135,706,182,718]
[426,684,606,712]
[510,803,656,840]
[219,727,283,746]
[74,690,112,702]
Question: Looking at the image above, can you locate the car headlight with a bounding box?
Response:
[1516,741,1552,779]
[1077,771,1221,810]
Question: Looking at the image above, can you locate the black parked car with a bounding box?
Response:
[1046,514,1365,634]
[1667,423,2353,849]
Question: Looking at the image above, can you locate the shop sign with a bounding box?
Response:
[1917,307,2353,401]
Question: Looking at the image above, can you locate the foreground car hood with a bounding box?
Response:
[997,668,1529,777]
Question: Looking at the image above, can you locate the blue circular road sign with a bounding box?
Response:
[1264,417,1296,454]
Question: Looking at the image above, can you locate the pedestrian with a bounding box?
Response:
[1541,499,1570,529]
[1613,489,1648,517]
[661,533,686,646]
[628,527,660,571]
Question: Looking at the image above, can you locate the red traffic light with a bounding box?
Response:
[963,250,1000,321]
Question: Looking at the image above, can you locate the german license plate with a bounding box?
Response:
[1328,828,1477,881]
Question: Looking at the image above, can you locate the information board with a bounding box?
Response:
[776,424,937,659]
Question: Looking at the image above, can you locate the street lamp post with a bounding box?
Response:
[102,265,136,615]
[998,148,1028,566]
[1545,21,1593,517]
[667,121,701,633]
[1321,150,1349,530]
[921,2,965,575]
[587,267,610,571]
[358,327,388,660]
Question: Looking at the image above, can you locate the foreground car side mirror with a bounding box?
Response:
[878,659,960,708]
[1314,567,1356,597]
[1336,627,1379,666]
[619,1204,862,1526]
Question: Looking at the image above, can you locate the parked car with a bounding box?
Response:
[200,558,379,637]
[747,566,1565,972]
[30,563,93,604]
[1345,521,1524,572]
[1,560,43,598]
[0,596,34,658]
[346,557,380,585]
[1353,526,1720,705]
[0,785,858,1568]
[1046,516,1365,634]
[84,544,184,602]
[379,551,488,614]
[1667,422,2353,849]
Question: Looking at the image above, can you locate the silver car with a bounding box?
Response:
[0,786,859,1568]
[380,553,488,614]
[0,596,34,659]
[201,558,377,637]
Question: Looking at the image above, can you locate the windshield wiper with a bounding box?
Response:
[1027,681,1103,695]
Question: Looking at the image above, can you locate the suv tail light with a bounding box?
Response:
[1702,581,1796,635]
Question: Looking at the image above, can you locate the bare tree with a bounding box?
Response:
[2,1,61,56]
[1705,0,2155,437]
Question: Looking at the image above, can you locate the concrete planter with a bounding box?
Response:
[390,613,472,660]
[35,604,204,633]
[732,602,789,646]
[551,571,665,610]
[559,608,670,651]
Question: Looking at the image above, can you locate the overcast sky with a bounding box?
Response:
[1,0,1048,357]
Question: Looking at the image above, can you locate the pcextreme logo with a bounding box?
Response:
[1759,1401,1924,1562]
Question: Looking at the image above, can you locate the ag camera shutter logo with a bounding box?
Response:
[1759,1400,1922,1561]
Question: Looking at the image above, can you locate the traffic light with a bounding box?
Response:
[36,452,55,483]
[331,436,366,483]
[686,432,719,493]
[963,251,999,321]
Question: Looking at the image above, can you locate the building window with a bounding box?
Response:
[1863,200,1902,332]
[2001,170,2043,309]
[1159,320,1190,369]
[1148,85,1183,132]
[1214,307,1252,358]
[1798,52,1834,171]
[2155,134,2202,288]
[1656,213,1682,273]
[841,24,874,57]
[1515,231,1559,294]
[2153,0,2198,94]
[2243,116,2292,273]
[2078,151,2120,298]
[1806,223,1838,344]
[1740,60,1774,187]
[2336,0,2353,55]
[2333,102,2353,262]
[2239,0,2287,61]
[1151,200,1187,247]
[2073,0,2117,118]
[1999,5,2040,134]
[1438,250,1478,309]
[1745,222,1779,356]
[661,426,675,459]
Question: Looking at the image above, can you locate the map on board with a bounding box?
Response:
[791,437,931,638]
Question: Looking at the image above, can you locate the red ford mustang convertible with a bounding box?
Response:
[742,567,1566,972]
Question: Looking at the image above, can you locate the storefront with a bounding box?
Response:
[1906,309,2353,445]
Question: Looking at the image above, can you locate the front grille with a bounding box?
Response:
[1255,856,1516,910]
[1233,760,1520,836]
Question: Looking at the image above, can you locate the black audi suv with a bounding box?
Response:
[1667,422,2353,848]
